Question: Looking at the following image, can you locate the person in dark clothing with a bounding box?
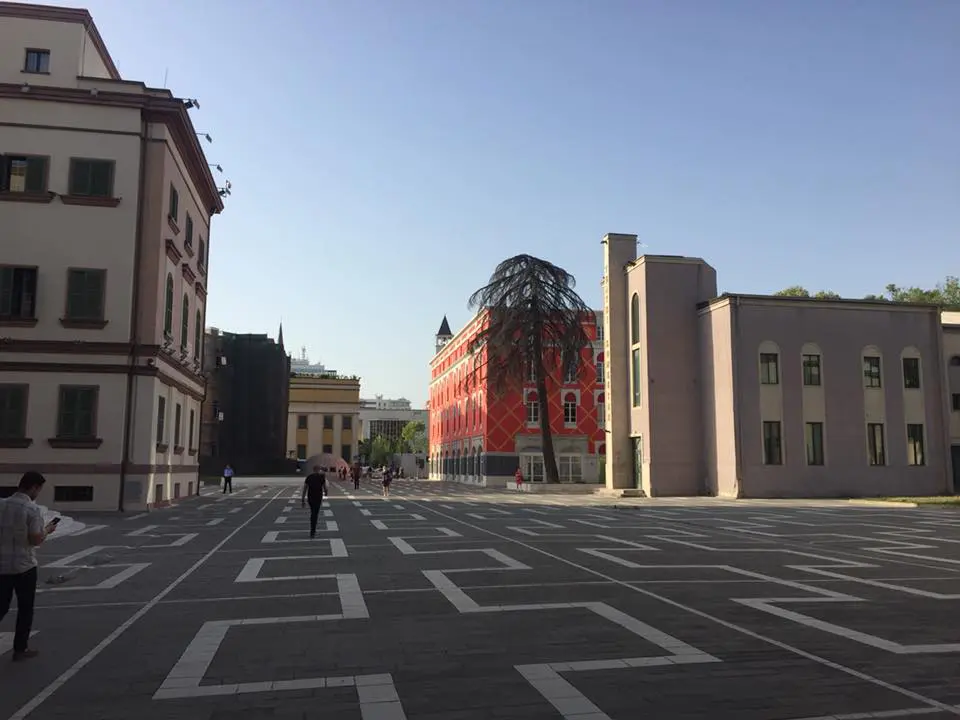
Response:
[351,463,361,490]
[301,466,327,538]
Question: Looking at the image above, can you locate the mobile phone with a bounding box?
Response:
[50,517,61,525]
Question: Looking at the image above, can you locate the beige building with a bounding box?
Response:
[0,3,223,510]
[288,375,361,464]
[602,233,960,497]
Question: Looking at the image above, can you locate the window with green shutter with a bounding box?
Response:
[194,310,202,359]
[0,267,37,319]
[68,159,114,197]
[2,155,47,193]
[163,274,174,336]
[181,295,189,349]
[57,386,97,439]
[0,385,28,438]
[65,269,105,320]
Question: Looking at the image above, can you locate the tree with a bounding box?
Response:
[467,254,592,483]
[400,420,427,454]
[773,286,840,299]
[873,277,960,308]
[369,436,393,467]
[358,438,372,464]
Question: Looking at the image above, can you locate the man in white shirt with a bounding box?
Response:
[0,472,57,661]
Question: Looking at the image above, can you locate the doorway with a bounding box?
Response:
[520,453,544,482]
[632,435,643,490]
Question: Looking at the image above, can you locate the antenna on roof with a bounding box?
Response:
[162,67,168,88]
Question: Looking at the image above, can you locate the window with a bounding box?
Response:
[56,386,97,439]
[596,352,604,384]
[163,274,174,336]
[0,266,37,320]
[805,422,824,465]
[342,415,352,430]
[631,348,641,406]
[596,319,604,342]
[341,444,351,462]
[863,356,882,388]
[322,444,333,454]
[558,455,582,483]
[198,237,206,266]
[762,421,782,465]
[65,269,105,321]
[906,424,925,466]
[54,486,94,503]
[23,49,50,73]
[867,423,885,466]
[323,415,333,430]
[181,294,189,349]
[902,357,921,389]
[156,396,166,443]
[630,294,640,345]
[525,391,539,424]
[759,353,779,384]
[174,404,182,446]
[296,443,307,459]
[0,385,28,439]
[297,415,308,430]
[68,159,114,197]
[802,354,821,386]
[188,409,195,449]
[185,214,194,249]
[194,310,202,359]
[597,392,605,429]
[168,184,179,221]
[1,155,47,193]
[563,352,577,383]
[563,392,577,425]
[953,394,960,412]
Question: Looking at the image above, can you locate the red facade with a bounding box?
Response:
[428,311,605,482]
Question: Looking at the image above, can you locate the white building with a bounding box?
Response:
[359,395,427,442]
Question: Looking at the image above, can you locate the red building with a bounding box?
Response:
[428,311,606,486]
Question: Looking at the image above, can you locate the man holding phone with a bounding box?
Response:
[0,471,58,661]
[301,465,327,539]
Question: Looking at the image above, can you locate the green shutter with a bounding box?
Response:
[164,276,174,334]
[89,161,112,197]
[84,271,104,319]
[25,158,45,193]
[59,388,76,436]
[0,268,13,316]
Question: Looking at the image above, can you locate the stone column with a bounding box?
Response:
[602,233,638,490]
[333,414,342,461]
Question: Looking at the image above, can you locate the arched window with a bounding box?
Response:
[180,295,189,350]
[630,293,640,345]
[163,274,174,336]
[194,310,202,360]
[563,391,578,425]
[595,351,604,384]
[525,390,539,424]
[597,392,606,429]
[597,443,606,455]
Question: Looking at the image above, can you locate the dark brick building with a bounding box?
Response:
[199,326,291,475]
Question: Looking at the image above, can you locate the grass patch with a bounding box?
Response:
[879,496,960,506]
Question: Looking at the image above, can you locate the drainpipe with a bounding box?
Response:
[119,117,149,512]
[731,297,744,499]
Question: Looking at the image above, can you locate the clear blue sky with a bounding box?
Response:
[60,0,957,406]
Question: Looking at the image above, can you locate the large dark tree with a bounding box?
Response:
[467,255,593,484]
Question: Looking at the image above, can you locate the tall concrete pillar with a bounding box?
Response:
[333,415,342,460]
[602,233,638,491]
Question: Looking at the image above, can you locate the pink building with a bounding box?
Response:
[602,233,960,497]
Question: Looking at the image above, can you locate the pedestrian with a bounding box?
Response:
[301,465,327,538]
[352,463,361,490]
[0,471,59,662]
[515,466,524,491]
[222,464,234,494]
[382,467,392,497]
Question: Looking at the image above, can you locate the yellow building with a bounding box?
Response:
[288,374,361,463]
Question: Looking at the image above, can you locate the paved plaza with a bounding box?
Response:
[2,479,960,719]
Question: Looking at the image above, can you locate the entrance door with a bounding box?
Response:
[952,445,960,494]
[521,453,544,482]
[632,435,643,490]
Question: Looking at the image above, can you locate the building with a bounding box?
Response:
[428,314,605,486]
[359,395,428,443]
[0,3,223,510]
[601,233,960,497]
[288,373,361,463]
[199,326,290,475]
[289,347,337,376]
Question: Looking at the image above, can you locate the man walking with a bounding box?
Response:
[0,472,58,662]
[222,464,234,494]
[351,463,361,490]
[301,465,327,538]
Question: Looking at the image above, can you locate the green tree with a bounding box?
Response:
[369,436,393,467]
[358,438,372,463]
[874,277,960,308]
[773,286,840,299]
[467,254,592,483]
[400,420,427,454]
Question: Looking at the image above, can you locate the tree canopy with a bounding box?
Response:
[467,254,592,483]
[774,276,959,308]
[400,420,427,454]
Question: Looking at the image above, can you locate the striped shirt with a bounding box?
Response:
[0,492,44,574]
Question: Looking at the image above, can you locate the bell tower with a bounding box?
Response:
[435,315,453,354]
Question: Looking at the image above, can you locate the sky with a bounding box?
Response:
[57,0,958,406]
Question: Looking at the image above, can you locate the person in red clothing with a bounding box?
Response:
[515,466,524,490]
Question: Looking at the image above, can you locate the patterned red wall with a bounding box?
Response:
[429,312,604,458]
